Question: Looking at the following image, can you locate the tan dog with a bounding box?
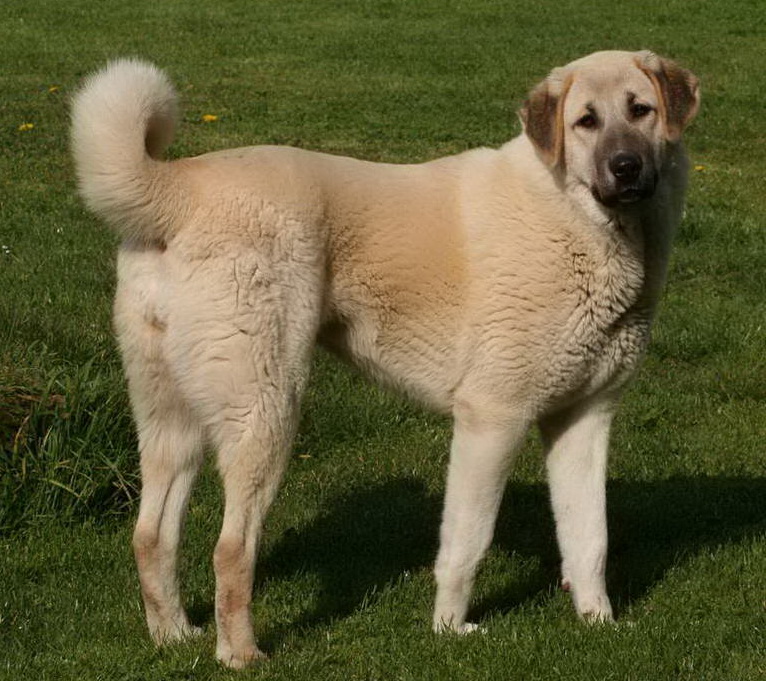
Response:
[71,50,699,668]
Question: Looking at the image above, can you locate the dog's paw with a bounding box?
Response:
[433,619,485,635]
[151,620,204,646]
[216,645,267,669]
[577,599,614,625]
[455,621,486,635]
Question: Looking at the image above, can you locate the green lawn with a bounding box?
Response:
[1,1,765,679]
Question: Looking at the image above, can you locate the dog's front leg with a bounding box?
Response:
[541,398,616,622]
[433,413,528,633]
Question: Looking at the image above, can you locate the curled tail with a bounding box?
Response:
[71,59,183,243]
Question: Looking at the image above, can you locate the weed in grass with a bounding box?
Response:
[0,346,138,532]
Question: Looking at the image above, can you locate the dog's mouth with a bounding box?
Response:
[591,168,657,208]
[591,177,657,209]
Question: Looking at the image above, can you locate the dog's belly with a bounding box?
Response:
[318,310,459,413]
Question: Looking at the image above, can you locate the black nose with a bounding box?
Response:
[609,152,643,183]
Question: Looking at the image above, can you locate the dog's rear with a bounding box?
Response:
[73,60,325,668]
[71,59,183,243]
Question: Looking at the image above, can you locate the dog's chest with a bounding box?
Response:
[542,243,652,405]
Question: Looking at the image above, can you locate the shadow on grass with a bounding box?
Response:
[191,474,766,648]
[477,475,766,622]
[605,476,766,604]
[260,478,442,626]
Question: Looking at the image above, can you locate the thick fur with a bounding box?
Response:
[71,51,699,668]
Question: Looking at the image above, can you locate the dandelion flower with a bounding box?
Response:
[18,123,34,132]
[48,85,60,93]
[694,164,706,171]
[201,114,218,123]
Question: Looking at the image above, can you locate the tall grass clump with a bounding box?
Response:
[0,345,137,531]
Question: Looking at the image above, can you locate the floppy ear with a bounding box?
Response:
[519,71,572,167]
[636,51,700,141]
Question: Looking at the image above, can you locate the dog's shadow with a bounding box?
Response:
[189,474,766,647]
[258,478,442,631]
[480,475,766,619]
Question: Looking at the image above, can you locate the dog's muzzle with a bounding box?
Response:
[592,147,658,208]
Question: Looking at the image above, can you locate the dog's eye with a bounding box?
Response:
[575,113,598,130]
[630,103,653,119]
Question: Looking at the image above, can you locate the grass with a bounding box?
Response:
[1,0,765,678]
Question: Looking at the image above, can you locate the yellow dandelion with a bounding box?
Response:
[201,114,218,123]
[694,164,706,171]
[18,123,34,132]
[48,85,60,93]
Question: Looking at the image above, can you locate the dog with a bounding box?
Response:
[71,50,699,668]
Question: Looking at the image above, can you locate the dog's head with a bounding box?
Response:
[520,50,699,209]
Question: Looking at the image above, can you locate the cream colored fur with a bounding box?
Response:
[71,51,699,667]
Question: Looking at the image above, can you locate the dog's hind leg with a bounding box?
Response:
[171,252,322,668]
[210,402,296,668]
[115,249,205,644]
[202,330,312,668]
[541,398,615,623]
[433,404,529,633]
[132,397,205,643]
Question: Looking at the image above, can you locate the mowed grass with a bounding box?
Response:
[1,0,765,679]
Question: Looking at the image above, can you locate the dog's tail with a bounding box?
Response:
[71,59,184,243]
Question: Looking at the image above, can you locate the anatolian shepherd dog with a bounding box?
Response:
[72,50,699,667]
